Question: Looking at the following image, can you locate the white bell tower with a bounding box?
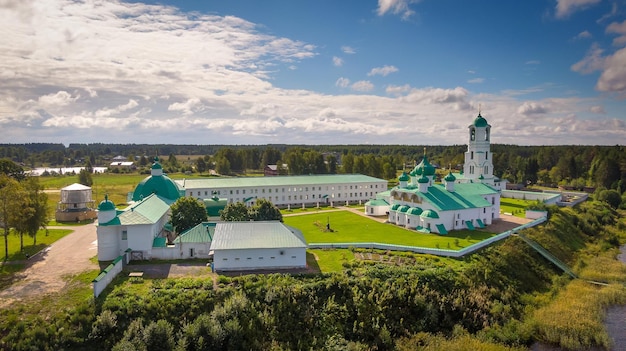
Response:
[463,112,494,183]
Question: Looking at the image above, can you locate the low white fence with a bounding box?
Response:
[92,248,132,298]
[308,217,547,258]
[502,190,561,205]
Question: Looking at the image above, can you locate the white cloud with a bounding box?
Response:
[555,0,601,19]
[0,0,624,145]
[341,46,356,54]
[351,80,374,92]
[606,20,626,46]
[571,43,605,74]
[590,105,605,114]
[38,91,79,107]
[167,98,203,116]
[335,77,350,88]
[573,30,592,40]
[525,60,541,65]
[517,101,549,115]
[377,0,416,20]
[467,78,485,84]
[332,56,344,67]
[367,65,398,77]
[596,47,626,94]
[386,84,411,95]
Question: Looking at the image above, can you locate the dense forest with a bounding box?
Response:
[1,143,625,192]
[1,201,624,350]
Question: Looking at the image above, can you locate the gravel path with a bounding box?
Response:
[0,224,98,309]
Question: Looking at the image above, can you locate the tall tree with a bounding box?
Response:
[219,202,250,222]
[250,198,283,222]
[170,197,207,234]
[79,169,93,186]
[0,159,25,181]
[0,175,25,259]
[23,177,48,246]
[195,157,207,174]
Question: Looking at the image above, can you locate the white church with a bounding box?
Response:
[365,113,505,234]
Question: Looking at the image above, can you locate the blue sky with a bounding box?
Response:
[0,0,625,145]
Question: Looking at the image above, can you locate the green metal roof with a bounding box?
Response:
[407,207,423,215]
[398,172,409,181]
[153,237,167,248]
[365,199,389,206]
[418,176,429,184]
[473,113,489,127]
[390,203,401,211]
[174,222,214,243]
[444,172,456,182]
[211,221,307,250]
[421,209,439,219]
[203,197,228,216]
[98,195,115,211]
[100,193,172,226]
[133,173,183,201]
[392,183,496,211]
[178,174,386,190]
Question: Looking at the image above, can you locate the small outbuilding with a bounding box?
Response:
[55,183,97,222]
[210,221,307,272]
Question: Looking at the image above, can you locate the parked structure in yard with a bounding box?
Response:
[55,183,97,222]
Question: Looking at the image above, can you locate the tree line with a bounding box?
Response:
[2,143,625,192]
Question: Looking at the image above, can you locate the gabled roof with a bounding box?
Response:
[178,174,386,189]
[393,183,496,211]
[100,193,172,226]
[174,222,215,243]
[211,221,307,250]
[61,183,91,191]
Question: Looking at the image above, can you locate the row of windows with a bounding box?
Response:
[222,255,298,261]
[469,151,489,160]
[211,191,376,204]
[188,183,382,197]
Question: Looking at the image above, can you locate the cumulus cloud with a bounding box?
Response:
[554,0,601,19]
[351,80,374,92]
[367,65,399,77]
[376,0,416,20]
[335,77,350,88]
[596,47,626,94]
[517,101,549,115]
[38,91,79,107]
[606,20,626,46]
[168,98,204,116]
[341,46,356,54]
[332,56,344,67]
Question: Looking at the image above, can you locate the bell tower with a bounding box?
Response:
[463,112,494,182]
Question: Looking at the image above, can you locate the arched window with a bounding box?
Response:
[485,127,490,141]
[470,128,476,141]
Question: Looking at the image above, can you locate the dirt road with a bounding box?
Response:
[0,224,99,309]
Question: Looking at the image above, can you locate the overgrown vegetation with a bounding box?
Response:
[1,201,624,350]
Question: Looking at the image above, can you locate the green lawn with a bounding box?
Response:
[308,249,354,273]
[0,228,73,261]
[284,211,493,249]
[500,198,536,218]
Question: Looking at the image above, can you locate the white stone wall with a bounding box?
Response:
[213,247,306,271]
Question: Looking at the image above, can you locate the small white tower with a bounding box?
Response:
[444,172,456,192]
[463,112,494,183]
[97,194,116,224]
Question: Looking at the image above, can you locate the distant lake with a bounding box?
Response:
[26,167,108,176]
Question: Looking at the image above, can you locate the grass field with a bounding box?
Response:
[308,249,354,272]
[284,211,493,249]
[500,197,536,217]
[0,228,73,261]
